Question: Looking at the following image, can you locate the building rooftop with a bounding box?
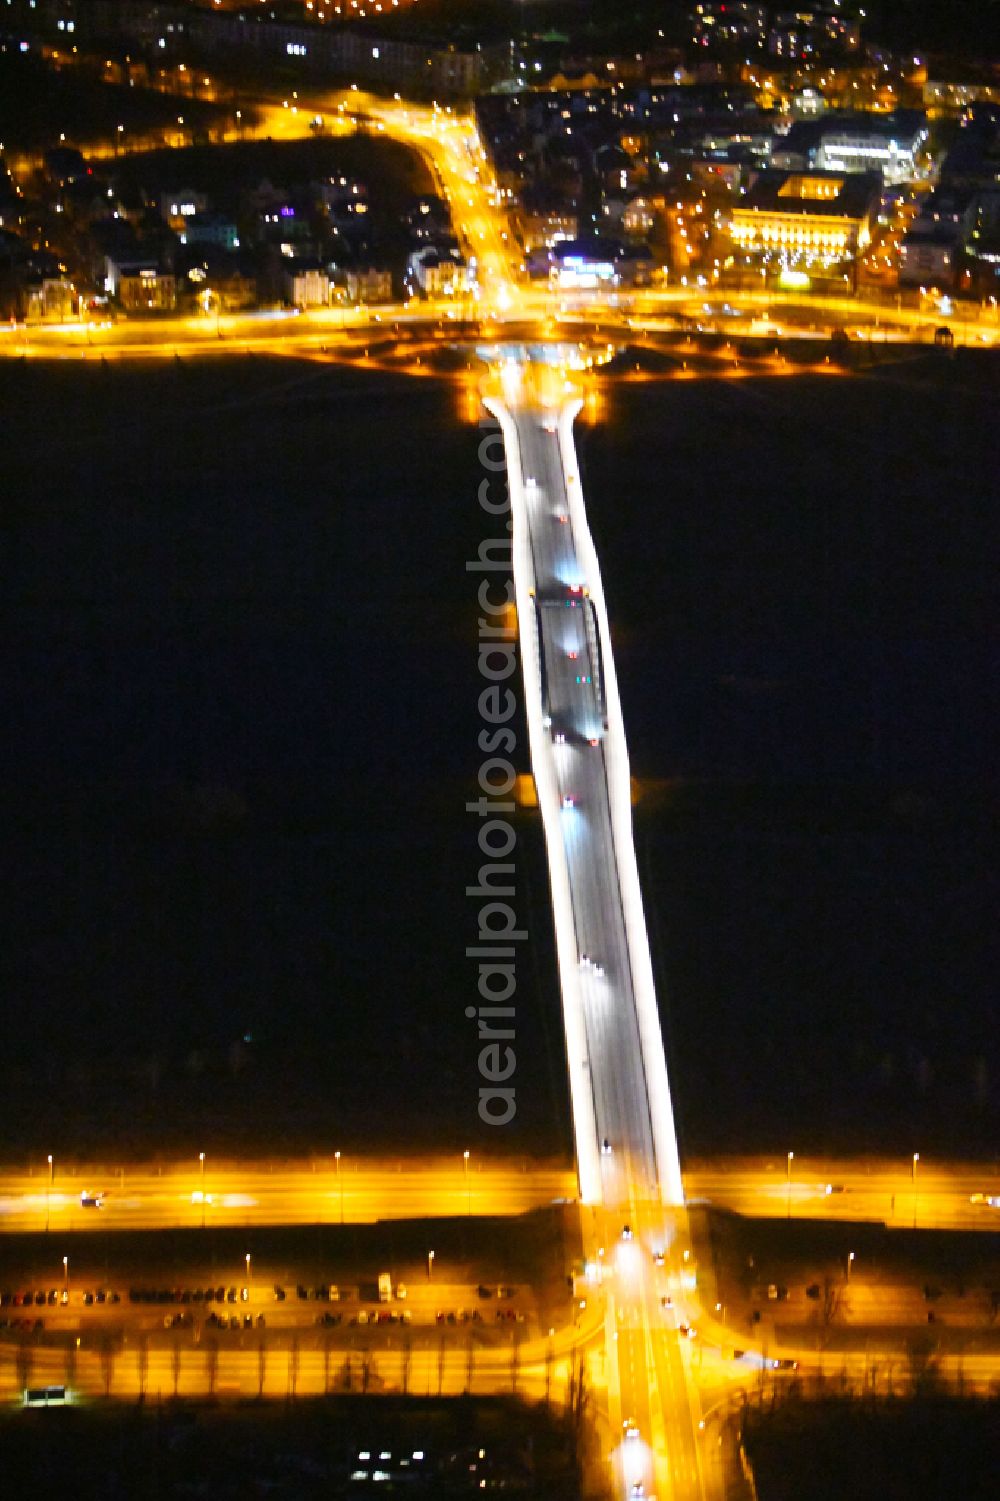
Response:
[738,169,882,218]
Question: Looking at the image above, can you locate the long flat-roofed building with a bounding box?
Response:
[773,112,928,186]
[728,168,881,267]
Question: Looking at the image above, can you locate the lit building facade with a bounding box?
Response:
[728,169,880,266]
[815,120,929,186]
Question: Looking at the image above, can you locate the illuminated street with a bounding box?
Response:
[0,1154,996,1235]
[0,1159,575,1232]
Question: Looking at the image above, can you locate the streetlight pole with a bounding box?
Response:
[62,1255,69,1293]
[199,1151,206,1229]
[335,1152,343,1224]
[427,1249,435,1281]
[245,1252,251,1293]
[912,1153,919,1230]
[463,1150,471,1216]
[846,1250,855,1283]
[46,1155,53,1233]
[786,1151,794,1220]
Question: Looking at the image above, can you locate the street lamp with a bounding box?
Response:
[199,1151,206,1228]
[335,1151,343,1224]
[912,1153,920,1230]
[463,1150,471,1216]
[62,1255,69,1291]
[245,1252,252,1291]
[46,1155,53,1233]
[427,1250,435,1281]
[846,1250,855,1283]
[786,1151,794,1220]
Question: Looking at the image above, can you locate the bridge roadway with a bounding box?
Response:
[486,360,704,1501]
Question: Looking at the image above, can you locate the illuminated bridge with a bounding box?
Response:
[485,352,683,1213]
[486,352,703,1501]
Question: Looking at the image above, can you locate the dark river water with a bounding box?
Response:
[1,350,995,1166]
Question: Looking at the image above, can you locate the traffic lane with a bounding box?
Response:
[653,1316,704,1501]
[609,1203,700,1501]
[0,1165,576,1231]
[615,1323,656,1497]
[538,601,657,1178]
[684,1165,1000,1229]
[628,1197,705,1501]
[522,408,657,1181]
[558,751,655,1175]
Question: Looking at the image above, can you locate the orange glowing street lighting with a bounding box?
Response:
[786,1151,794,1219]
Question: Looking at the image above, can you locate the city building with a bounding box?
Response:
[768,5,862,60]
[937,106,1000,190]
[161,191,210,228]
[964,192,1000,288]
[340,267,394,303]
[898,227,959,289]
[182,213,240,251]
[406,246,472,296]
[284,261,331,308]
[545,237,655,289]
[622,196,661,238]
[728,168,880,264]
[180,250,258,312]
[24,275,78,323]
[773,112,928,186]
[923,79,1000,118]
[814,113,928,185]
[106,259,177,312]
[691,3,768,51]
[518,207,580,252]
[6,0,499,97]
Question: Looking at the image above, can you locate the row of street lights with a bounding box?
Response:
[51,1252,250,1299]
[193,1148,473,1228]
[783,1149,922,1225]
[42,1148,479,1242]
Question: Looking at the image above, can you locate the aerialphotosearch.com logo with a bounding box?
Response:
[466,413,521,1127]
